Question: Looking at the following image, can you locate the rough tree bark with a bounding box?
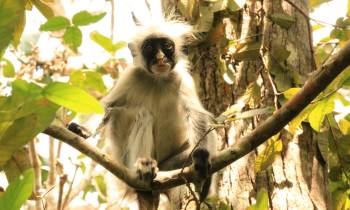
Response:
[195,0,329,209]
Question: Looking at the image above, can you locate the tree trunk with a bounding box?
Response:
[196,0,330,209]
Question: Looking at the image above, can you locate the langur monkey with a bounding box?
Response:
[102,19,216,209]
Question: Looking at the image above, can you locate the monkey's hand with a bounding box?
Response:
[135,157,158,183]
[192,148,212,202]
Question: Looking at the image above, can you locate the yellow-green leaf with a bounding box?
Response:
[308,96,334,131]
[0,169,34,210]
[312,24,324,31]
[288,103,316,134]
[247,189,269,210]
[243,82,261,108]
[72,11,106,26]
[0,97,58,166]
[69,70,106,94]
[1,58,15,78]
[63,26,82,52]
[283,87,301,99]
[308,0,331,10]
[90,31,114,53]
[255,134,282,173]
[0,0,25,58]
[339,118,350,135]
[39,16,70,31]
[232,41,261,61]
[43,82,104,114]
[13,11,25,47]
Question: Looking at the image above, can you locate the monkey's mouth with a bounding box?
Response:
[152,63,171,73]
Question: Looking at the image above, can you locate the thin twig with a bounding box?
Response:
[110,0,115,41]
[62,165,79,209]
[65,161,97,204]
[29,139,43,210]
[180,176,200,208]
[57,174,67,210]
[47,137,56,187]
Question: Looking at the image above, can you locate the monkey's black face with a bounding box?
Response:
[141,37,176,75]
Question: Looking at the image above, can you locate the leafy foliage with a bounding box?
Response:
[72,11,106,26]
[0,169,34,210]
[0,80,58,166]
[43,82,104,114]
[1,58,15,78]
[39,10,105,52]
[90,31,127,55]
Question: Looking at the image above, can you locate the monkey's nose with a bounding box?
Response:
[156,50,165,60]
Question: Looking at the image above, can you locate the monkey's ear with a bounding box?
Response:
[128,43,137,57]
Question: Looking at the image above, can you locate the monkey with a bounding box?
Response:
[102,19,217,210]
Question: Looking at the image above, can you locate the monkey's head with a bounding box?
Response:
[129,21,192,76]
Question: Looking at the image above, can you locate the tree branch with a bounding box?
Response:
[43,40,350,191]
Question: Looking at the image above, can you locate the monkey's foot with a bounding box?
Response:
[192,148,210,178]
[135,157,158,182]
[192,148,212,202]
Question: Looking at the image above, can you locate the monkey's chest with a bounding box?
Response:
[131,104,188,163]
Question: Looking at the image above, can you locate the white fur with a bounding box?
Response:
[103,19,216,209]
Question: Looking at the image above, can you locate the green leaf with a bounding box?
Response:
[339,118,350,135]
[0,169,34,210]
[32,0,54,19]
[308,0,331,10]
[288,103,316,134]
[39,16,70,31]
[90,31,115,53]
[13,11,25,47]
[1,58,15,78]
[283,87,301,99]
[330,29,347,41]
[227,0,240,11]
[0,98,58,166]
[72,11,106,26]
[312,24,324,31]
[94,175,107,197]
[43,82,104,114]
[308,96,335,131]
[243,82,261,108]
[69,70,106,94]
[247,189,269,210]
[269,13,295,29]
[113,41,127,52]
[63,26,82,52]
[255,134,282,173]
[232,41,261,61]
[332,189,348,210]
[0,0,25,59]
[90,31,127,55]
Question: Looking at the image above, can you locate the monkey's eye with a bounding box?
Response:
[143,44,153,53]
[163,41,174,50]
